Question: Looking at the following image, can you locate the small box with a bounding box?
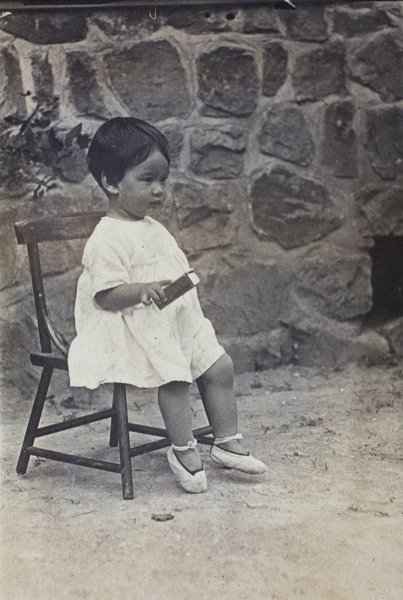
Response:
[157,270,200,309]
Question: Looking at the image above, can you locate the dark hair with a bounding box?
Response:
[87,117,170,192]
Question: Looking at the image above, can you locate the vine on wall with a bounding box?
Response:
[0,97,90,200]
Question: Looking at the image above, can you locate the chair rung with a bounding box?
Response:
[127,424,213,439]
[128,425,214,457]
[128,423,169,437]
[26,446,121,473]
[194,436,214,446]
[36,409,115,437]
[30,353,68,370]
[193,425,214,437]
[130,437,172,457]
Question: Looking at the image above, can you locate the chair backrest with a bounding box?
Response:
[15,212,106,356]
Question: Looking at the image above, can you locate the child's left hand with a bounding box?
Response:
[139,280,172,306]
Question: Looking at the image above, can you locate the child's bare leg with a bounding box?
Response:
[158,381,202,473]
[198,354,267,474]
[197,353,248,455]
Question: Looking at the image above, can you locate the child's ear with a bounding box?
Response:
[101,172,119,196]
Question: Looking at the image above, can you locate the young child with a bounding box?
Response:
[68,117,266,493]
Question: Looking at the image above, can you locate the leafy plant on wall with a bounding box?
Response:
[0,96,90,201]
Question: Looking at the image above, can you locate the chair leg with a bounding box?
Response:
[17,366,53,475]
[109,389,118,448]
[113,383,134,500]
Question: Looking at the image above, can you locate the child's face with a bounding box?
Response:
[108,150,170,220]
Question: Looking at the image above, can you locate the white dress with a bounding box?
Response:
[68,216,225,389]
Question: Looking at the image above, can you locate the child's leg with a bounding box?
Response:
[196,353,247,455]
[158,381,202,473]
[197,354,267,474]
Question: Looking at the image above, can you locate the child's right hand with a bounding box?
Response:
[139,280,171,306]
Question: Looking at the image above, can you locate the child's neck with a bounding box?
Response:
[106,205,144,222]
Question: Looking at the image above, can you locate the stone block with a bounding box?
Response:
[190,125,247,179]
[105,41,191,121]
[0,46,26,120]
[42,270,81,345]
[279,6,328,42]
[0,206,24,290]
[0,314,36,398]
[282,311,390,368]
[0,269,79,398]
[191,125,247,153]
[262,42,288,97]
[379,317,403,358]
[93,8,160,38]
[160,126,183,169]
[348,33,403,102]
[330,6,393,38]
[199,261,290,337]
[320,101,358,178]
[31,54,54,105]
[190,146,244,180]
[259,104,314,167]
[242,7,280,34]
[178,211,238,256]
[197,47,259,117]
[173,180,235,228]
[295,245,373,320]
[363,106,403,180]
[30,186,105,221]
[356,187,403,236]
[173,180,238,254]
[165,6,242,33]
[353,330,391,366]
[0,11,87,44]
[298,323,390,368]
[67,52,107,117]
[250,167,342,249]
[0,119,39,200]
[223,329,294,373]
[41,240,85,279]
[293,43,347,101]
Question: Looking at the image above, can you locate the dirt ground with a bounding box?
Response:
[1,363,402,600]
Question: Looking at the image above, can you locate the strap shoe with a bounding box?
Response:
[210,433,267,474]
[167,445,208,493]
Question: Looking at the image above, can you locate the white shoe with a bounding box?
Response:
[210,444,267,474]
[167,447,208,493]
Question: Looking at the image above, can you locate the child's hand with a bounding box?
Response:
[139,280,171,306]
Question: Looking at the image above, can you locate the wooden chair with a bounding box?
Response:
[14,212,213,499]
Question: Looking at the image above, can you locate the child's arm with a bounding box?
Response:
[95,280,171,311]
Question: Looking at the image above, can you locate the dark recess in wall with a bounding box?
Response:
[367,237,403,325]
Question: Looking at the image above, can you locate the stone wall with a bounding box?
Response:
[1,2,403,396]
